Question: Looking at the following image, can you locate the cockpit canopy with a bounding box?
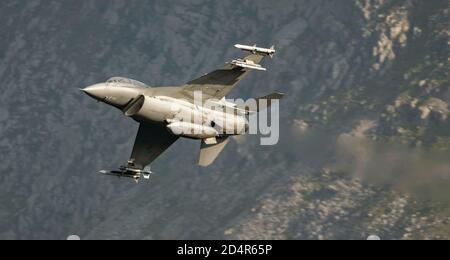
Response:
[106,77,150,88]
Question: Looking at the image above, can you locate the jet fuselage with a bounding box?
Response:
[82,81,247,139]
[81,44,280,181]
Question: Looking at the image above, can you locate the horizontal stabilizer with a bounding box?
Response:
[199,137,229,167]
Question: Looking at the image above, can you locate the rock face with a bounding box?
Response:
[0,0,448,239]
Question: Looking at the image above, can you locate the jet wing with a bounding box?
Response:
[129,122,179,170]
[181,53,266,102]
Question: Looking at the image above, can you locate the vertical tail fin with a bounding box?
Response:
[253,92,284,112]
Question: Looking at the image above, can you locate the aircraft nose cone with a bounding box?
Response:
[81,85,107,100]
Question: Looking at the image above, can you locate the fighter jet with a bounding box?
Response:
[81,44,283,182]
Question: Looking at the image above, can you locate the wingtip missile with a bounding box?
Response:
[98,166,152,182]
[234,44,276,58]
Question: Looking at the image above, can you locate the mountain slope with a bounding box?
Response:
[0,0,448,239]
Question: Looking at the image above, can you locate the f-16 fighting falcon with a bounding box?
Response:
[81,44,283,182]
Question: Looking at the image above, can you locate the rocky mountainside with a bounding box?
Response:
[0,0,448,239]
